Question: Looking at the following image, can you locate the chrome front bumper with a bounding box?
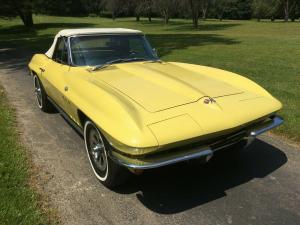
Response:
[109,116,284,170]
[249,116,283,136]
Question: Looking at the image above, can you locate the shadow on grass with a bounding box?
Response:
[0,22,96,35]
[123,18,240,32]
[147,33,239,57]
[115,139,287,214]
[163,22,240,32]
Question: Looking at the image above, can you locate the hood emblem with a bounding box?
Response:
[203,97,216,104]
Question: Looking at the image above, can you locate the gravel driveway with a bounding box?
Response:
[0,48,299,225]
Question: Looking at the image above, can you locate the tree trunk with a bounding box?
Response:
[290,3,297,22]
[136,15,140,21]
[163,9,169,24]
[284,0,289,22]
[19,10,33,27]
[271,16,275,22]
[166,17,169,24]
[147,2,152,22]
[202,9,207,20]
[112,11,116,20]
[202,3,208,20]
[192,14,199,28]
[189,0,199,28]
[218,13,223,21]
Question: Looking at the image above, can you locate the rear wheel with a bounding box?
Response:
[33,75,53,112]
[84,121,129,188]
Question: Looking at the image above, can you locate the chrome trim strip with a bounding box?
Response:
[250,116,284,137]
[67,36,75,66]
[68,33,143,38]
[108,149,213,170]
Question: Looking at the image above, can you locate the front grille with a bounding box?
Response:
[210,130,247,150]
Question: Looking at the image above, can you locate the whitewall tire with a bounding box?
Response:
[84,121,129,188]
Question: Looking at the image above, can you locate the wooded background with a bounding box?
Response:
[0,0,299,27]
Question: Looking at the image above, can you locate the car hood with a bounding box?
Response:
[92,62,243,112]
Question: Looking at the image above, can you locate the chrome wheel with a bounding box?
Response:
[84,121,108,181]
[34,76,42,108]
[32,74,53,112]
[88,129,107,171]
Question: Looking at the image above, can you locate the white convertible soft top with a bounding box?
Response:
[45,28,143,58]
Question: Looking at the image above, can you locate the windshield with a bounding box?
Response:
[70,35,158,66]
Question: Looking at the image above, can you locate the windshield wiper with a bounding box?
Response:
[90,58,126,71]
[90,58,162,72]
[123,57,146,62]
[123,58,163,63]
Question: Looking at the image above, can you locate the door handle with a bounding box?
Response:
[39,67,45,73]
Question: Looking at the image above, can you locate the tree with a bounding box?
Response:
[144,0,154,22]
[236,0,252,19]
[84,0,105,16]
[38,0,88,16]
[129,0,154,22]
[213,0,239,20]
[213,0,229,21]
[128,0,143,21]
[188,0,201,28]
[104,0,123,20]
[268,0,281,21]
[290,0,300,21]
[283,0,290,21]
[155,0,179,24]
[0,0,35,27]
[252,0,272,21]
[282,0,299,21]
[201,0,210,20]
[212,0,252,20]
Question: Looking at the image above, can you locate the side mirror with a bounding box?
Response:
[153,48,158,57]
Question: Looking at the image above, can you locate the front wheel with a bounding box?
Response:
[84,121,129,188]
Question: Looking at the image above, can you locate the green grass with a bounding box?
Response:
[0,88,50,225]
[0,15,299,142]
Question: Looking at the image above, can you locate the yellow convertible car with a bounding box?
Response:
[29,28,283,187]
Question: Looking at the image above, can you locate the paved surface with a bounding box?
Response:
[0,48,300,225]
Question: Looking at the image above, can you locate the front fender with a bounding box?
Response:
[66,69,158,154]
[28,54,50,76]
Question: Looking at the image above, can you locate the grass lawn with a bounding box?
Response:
[0,15,299,143]
[0,88,50,225]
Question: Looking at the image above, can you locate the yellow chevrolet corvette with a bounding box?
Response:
[28,28,283,187]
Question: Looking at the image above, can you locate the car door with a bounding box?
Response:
[41,37,71,112]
